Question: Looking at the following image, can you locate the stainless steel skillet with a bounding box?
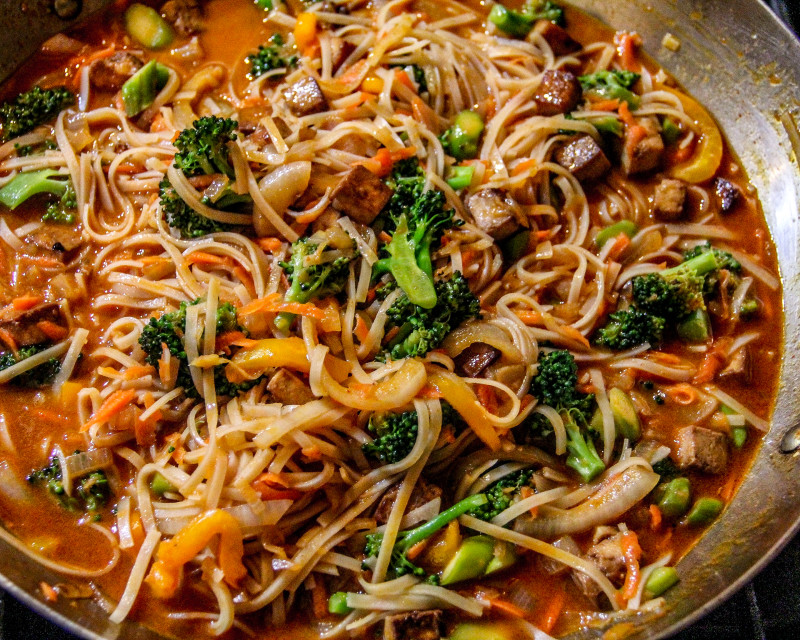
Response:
[0,0,799,638]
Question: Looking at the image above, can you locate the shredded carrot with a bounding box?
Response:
[354,314,370,343]
[69,44,116,70]
[618,530,643,605]
[255,472,290,488]
[719,473,737,502]
[512,158,538,176]
[81,389,137,432]
[488,598,526,619]
[122,365,155,380]
[589,98,621,111]
[664,382,698,405]
[411,96,438,131]
[24,255,62,268]
[40,582,58,603]
[11,295,43,311]
[405,540,428,561]
[216,331,248,355]
[514,309,543,326]
[559,325,591,349]
[606,232,631,262]
[230,337,259,348]
[649,504,663,531]
[665,139,696,165]
[115,162,140,175]
[649,351,682,365]
[33,409,66,425]
[394,68,415,92]
[185,251,233,267]
[617,101,637,128]
[692,348,726,384]
[417,384,443,400]
[256,237,284,253]
[477,384,499,415]
[253,484,304,501]
[301,445,323,462]
[239,293,325,320]
[537,588,565,633]
[311,580,329,620]
[616,31,642,72]
[0,328,18,352]
[460,250,478,271]
[233,265,256,299]
[34,320,67,341]
[378,230,393,244]
[150,112,169,133]
[337,59,369,87]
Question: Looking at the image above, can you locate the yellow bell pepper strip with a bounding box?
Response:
[664,87,723,184]
[227,337,351,382]
[145,510,246,599]
[426,371,500,450]
[294,13,318,57]
[321,359,427,411]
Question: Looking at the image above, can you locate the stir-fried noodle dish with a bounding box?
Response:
[0,0,783,638]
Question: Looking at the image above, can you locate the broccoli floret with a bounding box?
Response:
[363,493,488,581]
[161,117,250,238]
[631,249,721,321]
[42,181,77,224]
[0,345,61,387]
[531,350,604,481]
[27,455,110,516]
[275,229,359,332]
[173,116,238,178]
[373,158,460,308]
[246,34,298,79]
[579,70,641,109]
[595,309,665,350]
[0,86,75,142]
[362,403,460,464]
[138,299,257,399]
[469,468,534,521]
[382,272,481,361]
[652,456,679,479]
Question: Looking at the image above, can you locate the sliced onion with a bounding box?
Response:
[513,466,659,540]
[65,448,113,479]
[116,496,135,550]
[442,322,522,362]
[156,501,293,536]
[374,498,441,534]
[0,460,33,503]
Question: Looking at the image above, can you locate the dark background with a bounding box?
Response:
[2,1,800,639]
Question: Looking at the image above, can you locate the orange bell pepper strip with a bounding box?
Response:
[145,510,246,599]
[227,337,351,382]
[427,371,500,450]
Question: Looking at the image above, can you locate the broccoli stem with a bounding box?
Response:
[388,493,488,555]
[382,214,437,309]
[662,250,718,279]
[565,422,605,482]
[0,169,68,209]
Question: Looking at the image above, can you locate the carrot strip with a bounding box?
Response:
[664,383,698,405]
[311,580,329,620]
[417,384,443,400]
[477,384,499,415]
[40,582,58,603]
[616,32,641,72]
[618,530,643,605]
[81,389,137,432]
[0,328,18,352]
[35,320,68,341]
[11,295,43,311]
[514,309,543,326]
[488,598,526,619]
[354,314,370,343]
[256,237,284,253]
[649,504,663,531]
[215,331,248,355]
[589,98,621,111]
[606,232,631,262]
[394,68,415,92]
[252,484,303,501]
[538,588,565,633]
[511,158,538,176]
[692,348,726,384]
[185,251,233,267]
[122,365,156,380]
[559,325,591,349]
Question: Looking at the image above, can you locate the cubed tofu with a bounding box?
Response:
[675,426,729,474]
[267,368,315,405]
[465,188,523,240]
[534,20,581,56]
[653,178,687,220]
[534,70,583,116]
[283,77,329,116]
[28,225,83,254]
[719,347,751,382]
[572,532,626,603]
[0,303,68,347]
[329,165,394,225]
[161,0,204,37]
[89,52,143,92]
[554,135,611,182]
[453,342,501,378]
[384,610,443,640]
[621,117,664,175]
[374,479,442,524]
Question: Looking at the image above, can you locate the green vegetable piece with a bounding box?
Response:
[579,70,641,109]
[686,497,723,525]
[450,622,510,640]
[500,228,530,262]
[327,591,353,615]
[731,426,747,448]
[0,169,68,209]
[384,214,438,309]
[591,388,641,440]
[656,477,691,519]
[441,110,485,161]
[0,86,74,143]
[441,535,495,585]
[644,566,679,598]
[593,116,624,137]
[595,220,638,248]
[121,60,171,117]
[485,540,518,575]
[739,298,759,317]
[149,472,175,496]
[676,308,711,342]
[256,0,273,9]
[446,165,475,190]
[488,4,535,38]
[662,117,681,145]
[125,3,175,50]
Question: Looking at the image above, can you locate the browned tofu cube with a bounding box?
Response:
[534,70,583,116]
[622,118,664,175]
[653,178,687,220]
[283,77,328,116]
[555,135,611,182]
[675,426,729,474]
[384,609,443,640]
[0,303,68,347]
[267,368,315,405]
[373,479,442,524]
[329,165,393,225]
[89,51,143,92]
[466,188,523,240]
[534,20,581,56]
